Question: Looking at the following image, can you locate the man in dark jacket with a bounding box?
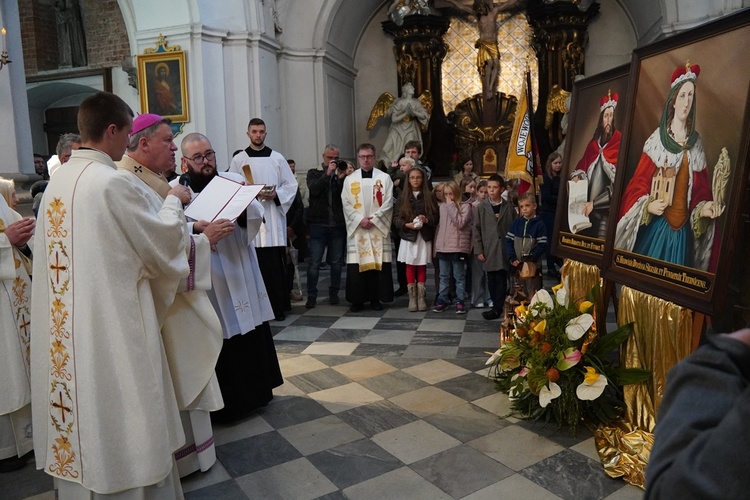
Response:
[305,144,347,308]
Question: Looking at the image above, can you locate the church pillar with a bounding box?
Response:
[381,15,451,174]
[0,0,34,177]
[526,0,599,158]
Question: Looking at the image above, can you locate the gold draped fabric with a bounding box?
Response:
[560,259,600,304]
[595,285,693,489]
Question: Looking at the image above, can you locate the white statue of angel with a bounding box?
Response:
[367,83,433,167]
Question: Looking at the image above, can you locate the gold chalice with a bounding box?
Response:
[351,182,362,210]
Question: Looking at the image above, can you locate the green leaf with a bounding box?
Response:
[585,281,601,304]
[612,367,652,385]
[588,322,634,358]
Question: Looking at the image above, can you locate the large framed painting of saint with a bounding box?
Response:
[137,51,190,122]
[551,64,630,265]
[602,9,750,315]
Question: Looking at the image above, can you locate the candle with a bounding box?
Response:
[1,28,6,53]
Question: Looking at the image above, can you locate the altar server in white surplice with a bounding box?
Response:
[175,133,282,423]
[228,118,298,321]
[30,92,193,498]
[117,114,233,478]
[0,195,35,473]
[341,143,394,312]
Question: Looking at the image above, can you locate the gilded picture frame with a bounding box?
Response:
[551,64,630,266]
[136,51,189,122]
[602,9,750,315]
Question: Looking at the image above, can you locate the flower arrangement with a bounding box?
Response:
[486,282,650,435]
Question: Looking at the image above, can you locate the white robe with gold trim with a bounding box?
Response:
[31,148,188,496]
[342,168,393,270]
[0,197,33,461]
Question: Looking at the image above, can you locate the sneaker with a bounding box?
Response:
[487,299,494,308]
[455,302,467,314]
[290,290,303,301]
[474,302,485,309]
[305,297,317,309]
[329,293,340,305]
[432,302,446,313]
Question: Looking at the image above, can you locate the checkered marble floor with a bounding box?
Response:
[7,266,640,500]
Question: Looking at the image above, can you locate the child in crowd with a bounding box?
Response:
[461,176,478,299]
[391,156,415,200]
[460,177,477,203]
[345,161,357,176]
[504,178,520,213]
[431,182,445,303]
[474,175,516,320]
[433,181,472,313]
[505,193,547,298]
[470,179,492,309]
[393,167,439,311]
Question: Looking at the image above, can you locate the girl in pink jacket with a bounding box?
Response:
[433,181,473,313]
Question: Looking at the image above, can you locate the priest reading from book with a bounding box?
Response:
[228,118,298,321]
[30,92,192,498]
[176,132,283,423]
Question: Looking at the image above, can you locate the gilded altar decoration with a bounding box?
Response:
[486,282,651,435]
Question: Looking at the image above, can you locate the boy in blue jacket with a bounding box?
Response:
[505,193,547,297]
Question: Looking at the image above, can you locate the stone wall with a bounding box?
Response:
[19,0,130,76]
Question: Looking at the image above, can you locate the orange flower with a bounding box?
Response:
[546,367,560,382]
[540,342,552,354]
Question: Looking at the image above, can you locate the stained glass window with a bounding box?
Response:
[442,11,538,114]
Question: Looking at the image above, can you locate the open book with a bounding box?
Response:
[567,179,592,234]
[184,175,264,222]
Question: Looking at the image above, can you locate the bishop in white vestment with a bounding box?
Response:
[118,144,226,479]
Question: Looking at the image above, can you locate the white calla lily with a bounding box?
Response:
[556,286,569,308]
[576,367,608,400]
[485,348,502,366]
[530,289,554,317]
[565,313,594,341]
[539,382,561,408]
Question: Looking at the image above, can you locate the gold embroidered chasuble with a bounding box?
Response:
[0,197,34,459]
[342,168,393,271]
[30,149,190,494]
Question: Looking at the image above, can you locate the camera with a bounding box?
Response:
[335,160,348,171]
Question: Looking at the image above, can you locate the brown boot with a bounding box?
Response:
[417,283,428,311]
[407,283,418,312]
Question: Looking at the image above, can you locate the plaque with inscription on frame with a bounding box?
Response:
[602,9,750,315]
